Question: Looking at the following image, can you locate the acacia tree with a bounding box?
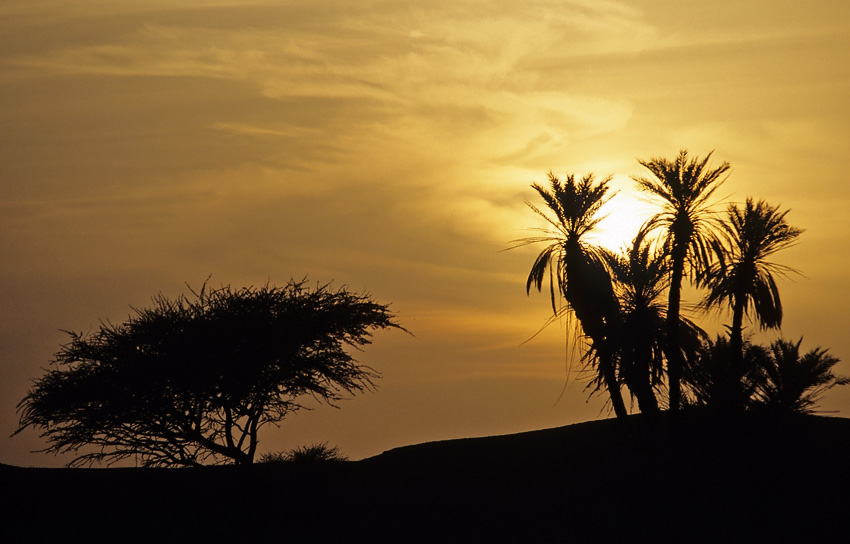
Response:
[633,150,731,410]
[15,280,402,467]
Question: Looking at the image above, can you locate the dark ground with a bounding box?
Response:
[3,411,849,542]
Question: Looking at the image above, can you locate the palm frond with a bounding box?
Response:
[700,197,802,330]
[755,338,848,413]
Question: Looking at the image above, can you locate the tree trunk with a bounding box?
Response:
[577,321,627,419]
[629,350,660,414]
[600,348,629,419]
[728,294,747,409]
[665,247,686,411]
[633,385,659,414]
[729,296,745,367]
[564,248,628,419]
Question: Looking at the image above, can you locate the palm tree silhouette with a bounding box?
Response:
[754,338,849,414]
[633,150,730,410]
[517,172,628,419]
[683,336,763,411]
[606,228,708,413]
[701,198,803,368]
[605,228,667,413]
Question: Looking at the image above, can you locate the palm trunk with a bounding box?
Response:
[630,349,660,414]
[729,294,745,366]
[576,315,628,419]
[565,248,628,419]
[728,294,747,409]
[600,347,628,419]
[665,247,686,411]
[633,383,659,414]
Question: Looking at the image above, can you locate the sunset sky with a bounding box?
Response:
[2,1,849,467]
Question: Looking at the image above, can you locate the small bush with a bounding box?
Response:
[258,451,289,464]
[259,442,347,464]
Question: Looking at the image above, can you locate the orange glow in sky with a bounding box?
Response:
[2,0,849,466]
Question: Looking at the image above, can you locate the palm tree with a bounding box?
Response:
[606,228,709,413]
[605,228,667,413]
[682,336,763,411]
[516,172,628,419]
[633,149,731,410]
[701,198,803,368]
[754,338,849,414]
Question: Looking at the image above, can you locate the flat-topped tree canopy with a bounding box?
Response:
[15,279,403,467]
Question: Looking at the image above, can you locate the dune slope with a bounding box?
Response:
[3,412,849,542]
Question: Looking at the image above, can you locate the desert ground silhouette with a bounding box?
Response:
[3,410,849,542]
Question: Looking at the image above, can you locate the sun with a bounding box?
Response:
[587,187,657,252]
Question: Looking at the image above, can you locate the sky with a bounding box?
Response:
[2,0,849,467]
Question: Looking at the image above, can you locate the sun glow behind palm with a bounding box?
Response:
[587,184,658,253]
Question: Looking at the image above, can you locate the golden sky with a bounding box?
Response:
[2,0,849,466]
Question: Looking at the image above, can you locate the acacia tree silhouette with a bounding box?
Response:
[633,150,731,411]
[701,198,803,370]
[14,280,401,467]
[516,173,628,419]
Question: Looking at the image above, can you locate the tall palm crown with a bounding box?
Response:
[633,150,731,277]
[517,172,627,418]
[524,172,615,308]
[633,149,731,410]
[701,198,803,363]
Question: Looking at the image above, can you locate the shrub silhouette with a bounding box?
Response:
[260,442,348,463]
